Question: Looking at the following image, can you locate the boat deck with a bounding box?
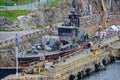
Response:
[18,48,77,58]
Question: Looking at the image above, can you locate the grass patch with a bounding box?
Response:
[0,0,37,6]
[57,20,63,23]
[0,10,31,20]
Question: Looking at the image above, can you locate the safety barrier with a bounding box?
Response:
[0,25,57,48]
[98,31,120,39]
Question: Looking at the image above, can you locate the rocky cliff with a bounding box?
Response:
[0,0,119,30]
[18,0,120,29]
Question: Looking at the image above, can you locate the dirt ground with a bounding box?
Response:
[87,14,120,36]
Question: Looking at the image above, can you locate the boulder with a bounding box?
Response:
[0,17,13,30]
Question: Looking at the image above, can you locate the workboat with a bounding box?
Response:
[18,35,79,66]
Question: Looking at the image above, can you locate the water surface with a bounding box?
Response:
[83,62,120,80]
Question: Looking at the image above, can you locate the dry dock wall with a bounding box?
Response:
[48,51,112,80]
[3,37,120,79]
[4,50,117,80]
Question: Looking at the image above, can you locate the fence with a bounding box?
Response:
[0,25,57,48]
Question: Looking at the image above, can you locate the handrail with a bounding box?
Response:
[0,26,56,47]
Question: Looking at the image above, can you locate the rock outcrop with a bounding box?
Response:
[1,0,120,30]
[18,3,73,29]
[0,17,13,30]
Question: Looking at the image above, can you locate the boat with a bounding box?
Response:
[18,35,79,66]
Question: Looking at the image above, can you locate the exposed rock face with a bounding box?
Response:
[19,16,38,29]
[18,3,73,29]
[0,17,13,30]
[1,0,119,30]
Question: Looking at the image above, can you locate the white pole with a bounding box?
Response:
[15,33,19,77]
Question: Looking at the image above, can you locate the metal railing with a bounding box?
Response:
[0,26,57,47]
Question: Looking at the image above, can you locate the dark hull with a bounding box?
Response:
[0,69,21,79]
[18,48,77,66]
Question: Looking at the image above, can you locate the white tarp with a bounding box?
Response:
[110,25,119,32]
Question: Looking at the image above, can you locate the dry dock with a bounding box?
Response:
[3,35,120,80]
